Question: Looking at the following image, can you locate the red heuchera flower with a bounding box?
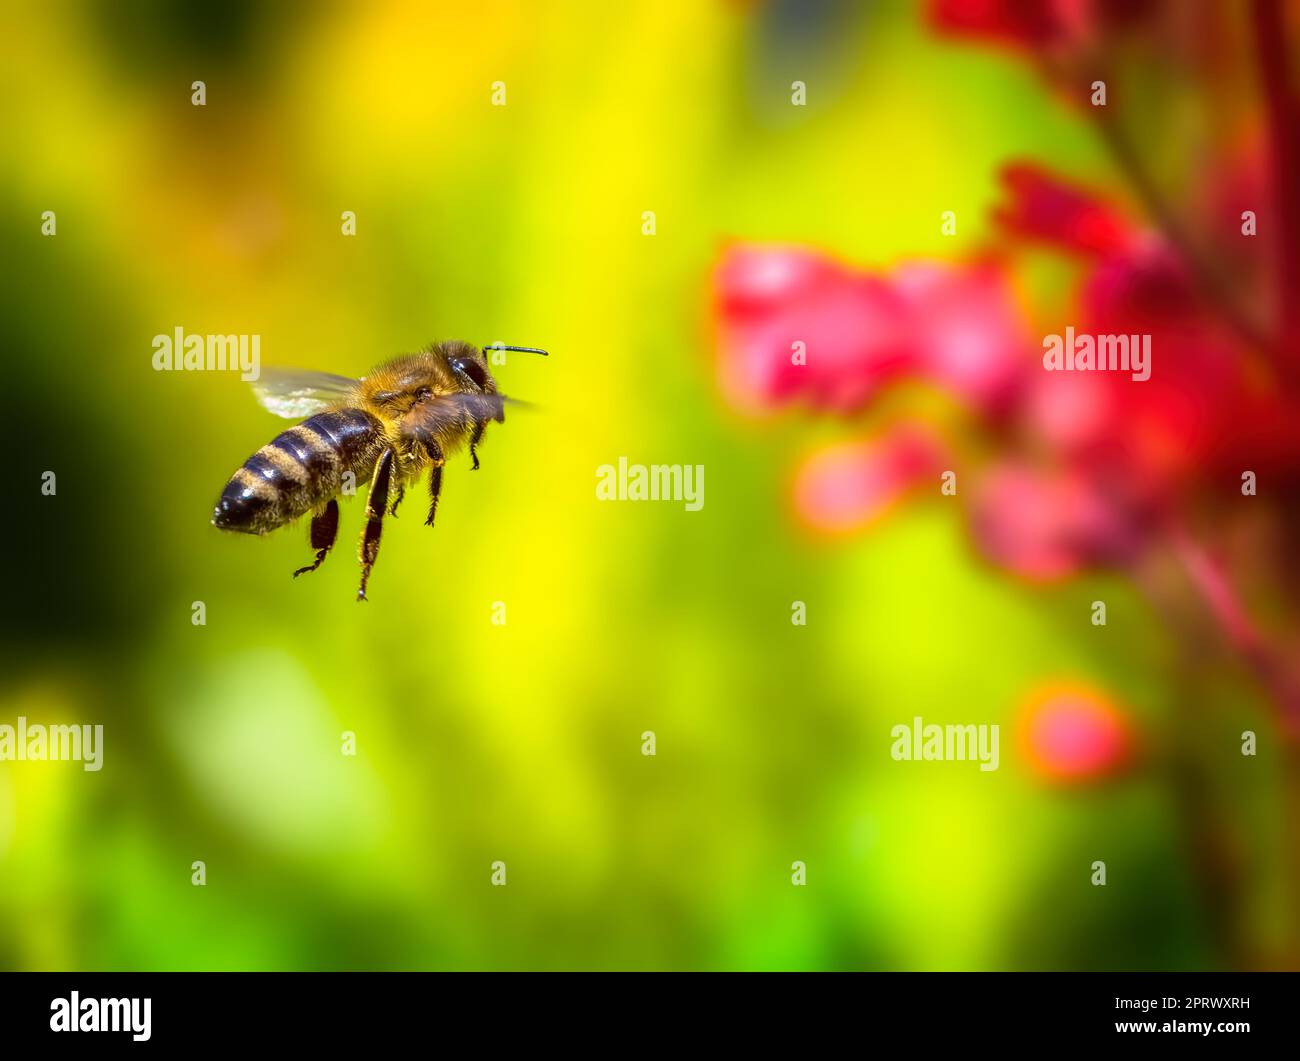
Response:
[928,0,1068,49]
[712,246,912,414]
[711,248,1028,417]
[889,261,1029,414]
[1019,683,1135,782]
[994,162,1134,256]
[711,4,1300,725]
[928,0,1159,55]
[969,462,1144,580]
[794,427,946,536]
[713,159,1300,581]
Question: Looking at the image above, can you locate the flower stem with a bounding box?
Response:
[1169,523,1300,732]
[1090,106,1276,362]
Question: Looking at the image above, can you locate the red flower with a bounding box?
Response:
[1018,683,1135,782]
[712,245,913,414]
[713,247,1030,417]
[891,260,1030,414]
[928,0,1068,49]
[969,462,1144,580]
[793,426,946,535]
[712,0,1300,742]
[994,163,1136,257]
[929,0,1159,54]
[711,0,1300,731]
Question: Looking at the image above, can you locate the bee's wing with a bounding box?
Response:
[251,368,360,419]
[399,392,526,444]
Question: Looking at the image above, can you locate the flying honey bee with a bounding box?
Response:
[212,340,547,600]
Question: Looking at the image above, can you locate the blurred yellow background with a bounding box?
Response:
[0,0,1290,970]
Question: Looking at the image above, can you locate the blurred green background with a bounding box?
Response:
[0,0,1289,970]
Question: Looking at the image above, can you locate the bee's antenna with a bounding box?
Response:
[482,344,549,356]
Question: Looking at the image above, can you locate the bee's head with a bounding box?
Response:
[437,340,498,395]
[459,342,548,384]
[363,341,546,414]
[444,341,548,392]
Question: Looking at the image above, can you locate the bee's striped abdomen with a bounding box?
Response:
[212,408,384,534]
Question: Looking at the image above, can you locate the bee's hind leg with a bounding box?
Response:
[356,448,395,602]
[293,499,339,578]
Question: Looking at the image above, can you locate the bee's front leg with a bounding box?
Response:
[424,439,445,528]
[468,421,485,471]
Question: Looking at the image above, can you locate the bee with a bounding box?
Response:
[212,340,547,600]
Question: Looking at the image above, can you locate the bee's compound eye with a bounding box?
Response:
[451,357,488,390]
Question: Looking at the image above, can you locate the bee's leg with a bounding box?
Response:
[356,448,395,602]
[424,441,445,527]
[293,499,339,577]
[389,484,405,518]
[468,422,485,471]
